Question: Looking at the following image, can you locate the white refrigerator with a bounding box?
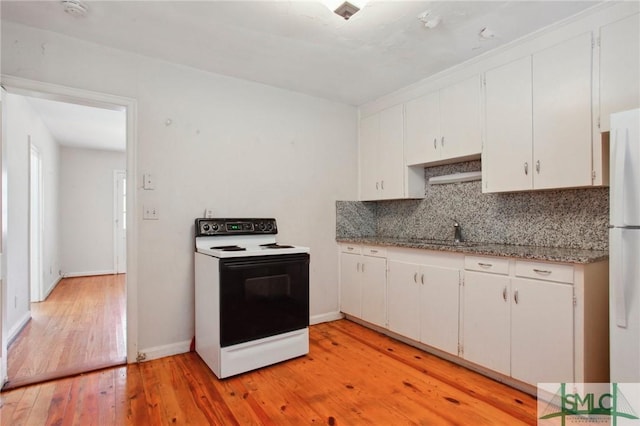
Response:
[610,108,640,383]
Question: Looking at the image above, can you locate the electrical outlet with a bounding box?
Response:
[143,205,159,220]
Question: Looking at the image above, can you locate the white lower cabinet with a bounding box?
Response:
[339,245,609,390]
[462,271,511,376]
[339,245,387,327]
[387,250,462,356]
[510,278,574,384]
[462,255,609,387]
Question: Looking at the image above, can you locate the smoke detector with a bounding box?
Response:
[61,0,88,17]
[418,10,442,29]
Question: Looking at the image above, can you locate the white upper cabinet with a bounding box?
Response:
[483,56,534,193]
[404,76,481,166]
[532,32,594,190]
[483,32,594,192]
[405,91,440,165]
[359,104,405,200]
[440,76,482,160]
[599,13,640,132]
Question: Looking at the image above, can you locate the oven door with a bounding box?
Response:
[219,253,309,347]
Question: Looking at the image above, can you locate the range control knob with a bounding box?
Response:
[266,223,273,231]
[211,223,219,231]
[258,222,266,231]
[203,224,210,232]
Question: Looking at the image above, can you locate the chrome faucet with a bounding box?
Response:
[453,219,463,243]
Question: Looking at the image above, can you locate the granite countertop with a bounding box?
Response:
[336,237,609,264]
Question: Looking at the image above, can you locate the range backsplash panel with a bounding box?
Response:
[337,161,609,251]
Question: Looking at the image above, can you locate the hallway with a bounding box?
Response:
[5,275,126,390]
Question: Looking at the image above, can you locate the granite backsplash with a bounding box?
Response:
[336,161,609,251]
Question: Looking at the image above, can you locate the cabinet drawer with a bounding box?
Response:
[515,261,573,284]
[341,244,361,255]
[465,256,509,275]
[363,246,386,257]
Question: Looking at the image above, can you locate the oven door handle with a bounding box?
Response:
[220,254,309,269]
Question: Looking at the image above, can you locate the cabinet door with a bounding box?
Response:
[533,32,593,189]
[378,104,405,199]
[483,56,534,193]
[339,252,362,317]
[511,278,574,385]
[420,266,460,355]
[387,260,420,341]
[361,256,387,328]
[440,76,482,160]
[600,13,640,132]
[359,114,379,201]
[405,92,440,165]
[462,271,511,376]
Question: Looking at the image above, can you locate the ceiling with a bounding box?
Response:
[2,0,602,106]
[2,1,601,152]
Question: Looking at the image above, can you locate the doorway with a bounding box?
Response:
[0,78,138,390]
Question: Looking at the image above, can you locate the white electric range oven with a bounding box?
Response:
[194,218,310,378]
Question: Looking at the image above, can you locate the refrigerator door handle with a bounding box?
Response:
[612,229,628,328]
[611,128,627,226]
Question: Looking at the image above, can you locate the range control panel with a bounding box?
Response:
[195,218,278,236]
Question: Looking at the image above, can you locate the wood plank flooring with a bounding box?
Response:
[5,275,127,390]
[0,320,537,425]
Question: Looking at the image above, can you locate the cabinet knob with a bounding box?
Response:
[441,136,445,147]
[413,272,418,283]
[502,286,508,302]
[381,180,384,190]
[421,274,425,285]
[524,162,528,175]
[514,289,519,304]
[376,182,379,190]
[433,138,437,149]
[536,160,541,174]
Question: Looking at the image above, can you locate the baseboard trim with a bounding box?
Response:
[7,311,31,345]
[42,276,63,300]
[139,340,192,362]
[63,270,116,278]
[310,311,344,325]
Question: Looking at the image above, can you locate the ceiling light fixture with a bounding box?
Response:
[320,0,369,20]
[417,10,442,29]
[61,0,88,17]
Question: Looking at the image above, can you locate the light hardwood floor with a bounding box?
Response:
[1,320,537,425]
[5,275,126,390]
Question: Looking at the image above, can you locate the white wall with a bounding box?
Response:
[59,146,125,276]
[0,22,358,355]
[4,93,60,339]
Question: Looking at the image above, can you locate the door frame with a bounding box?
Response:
[113,169,126,274]
[0,75,139,380]
[29,141,44,302]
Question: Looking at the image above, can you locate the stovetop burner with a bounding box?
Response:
[260,243,295,249]
[211,245,246,252]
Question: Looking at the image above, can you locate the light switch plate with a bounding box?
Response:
[143,173,155,190]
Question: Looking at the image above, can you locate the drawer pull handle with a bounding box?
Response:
[370,250,378,254]
[347,247,354,251]
[356,263,360,272]
[533,268,552,275]
[502,286,507,302]
[478,262,493,268]
[514,289,519,304]
[421,274,425,285]
[361,263,365,273]
[413,273,418,283]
